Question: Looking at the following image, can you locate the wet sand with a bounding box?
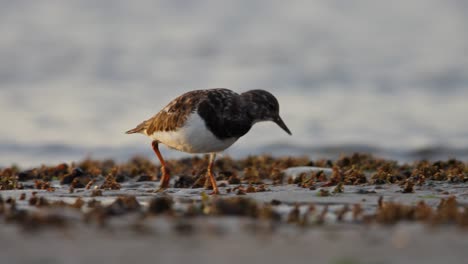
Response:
[1,154,467,264]
[1,221,466,264]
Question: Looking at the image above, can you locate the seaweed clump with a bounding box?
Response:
[210,197,258,217]
[375,196,468,227]
[2,154,466,189]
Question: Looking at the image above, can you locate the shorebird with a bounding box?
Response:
[126,88,291,194]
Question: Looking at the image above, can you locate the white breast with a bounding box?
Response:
[148,113,237,153]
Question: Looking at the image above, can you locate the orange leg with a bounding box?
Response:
[207,153,219,195]
[151,141,170,189]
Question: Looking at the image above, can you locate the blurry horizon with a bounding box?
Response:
[1,0,468,166]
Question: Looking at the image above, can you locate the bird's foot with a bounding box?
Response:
[153,187,167,193]
[209,189,220,195]
[157,172,171,191]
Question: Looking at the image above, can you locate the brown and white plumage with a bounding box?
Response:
[126,88,291,194]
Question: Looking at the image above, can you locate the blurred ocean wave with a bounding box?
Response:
[2,140,468,168]
[1,0,468,166]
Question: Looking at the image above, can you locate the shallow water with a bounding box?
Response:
[1,1,468,166]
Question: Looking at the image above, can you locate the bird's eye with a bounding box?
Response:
[270,103,277,111]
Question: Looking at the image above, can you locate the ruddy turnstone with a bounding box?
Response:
[126,88,291,194]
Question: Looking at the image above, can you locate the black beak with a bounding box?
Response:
[274,116,292,135]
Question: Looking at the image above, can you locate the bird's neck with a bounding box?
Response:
[240,97,268,123]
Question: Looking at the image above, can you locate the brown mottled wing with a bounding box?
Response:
[142,90,210,135]
[126,89,239,136]
[126,90,205,135]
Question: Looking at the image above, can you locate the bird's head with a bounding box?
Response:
[241,89,292,135]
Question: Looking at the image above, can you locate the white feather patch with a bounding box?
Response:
[149,113,237,153]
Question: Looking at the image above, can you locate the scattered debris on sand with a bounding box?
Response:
[0,153,467,233]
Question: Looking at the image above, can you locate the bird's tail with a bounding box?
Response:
[125,122,147,134]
